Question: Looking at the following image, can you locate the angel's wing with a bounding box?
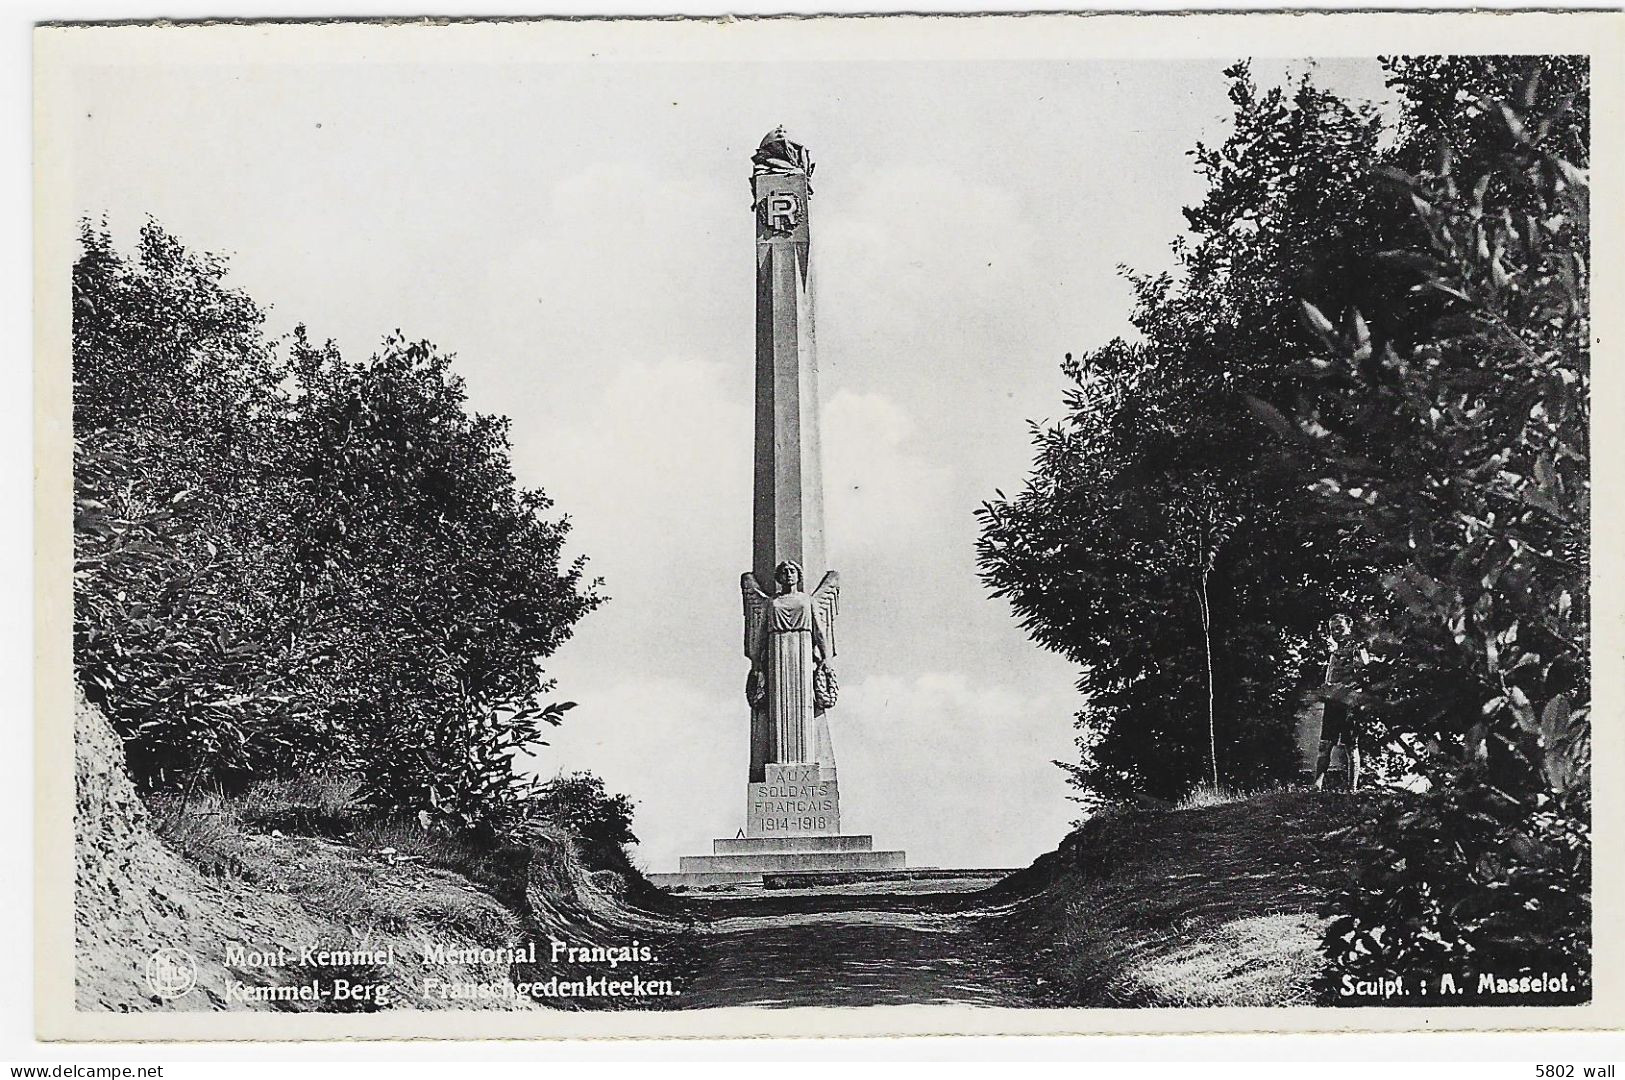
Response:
[810,570,840,659]
[741,572,772,661]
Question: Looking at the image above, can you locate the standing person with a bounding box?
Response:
[1315,614,1360,791]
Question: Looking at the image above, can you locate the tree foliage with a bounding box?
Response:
[74,220,605,836]
[979,55,1590,992]
[977,66,1395,801]
[1279,64,1591,995]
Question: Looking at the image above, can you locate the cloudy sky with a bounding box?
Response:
[62,30,1393,871]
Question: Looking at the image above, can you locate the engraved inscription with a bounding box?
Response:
[747,763,839,836]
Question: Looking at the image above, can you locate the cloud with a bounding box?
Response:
[832,671,1081,869]
[818,164,1042,351]
[525,671,744,875]
[539,666,1082,874]
[823,388,952,560]
[459,156,748,420]
[513,353,752,687]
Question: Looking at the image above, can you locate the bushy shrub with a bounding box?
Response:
[74,224,362,790]
[526,772,637,868]
[360,681,579,841]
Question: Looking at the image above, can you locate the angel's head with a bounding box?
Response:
[774,560,804,593]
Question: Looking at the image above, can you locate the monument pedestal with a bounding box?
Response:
[652,764,907,889]
[748,762,838,836]
[650,834,908,889]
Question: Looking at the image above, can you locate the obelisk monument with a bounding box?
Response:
[745,127,837,796]
[738,128,844,837]
[651,130,905,886]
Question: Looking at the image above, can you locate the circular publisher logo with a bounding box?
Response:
[145,947,197,1000]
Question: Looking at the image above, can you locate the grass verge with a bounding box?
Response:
[981,788,1385,1007]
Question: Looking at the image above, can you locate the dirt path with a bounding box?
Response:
[673,882,1033,1008]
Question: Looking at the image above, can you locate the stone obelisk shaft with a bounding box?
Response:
[749,167,831,785]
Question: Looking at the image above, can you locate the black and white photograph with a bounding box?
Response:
[29,13,1620,1040]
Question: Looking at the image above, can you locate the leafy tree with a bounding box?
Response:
[1384,56,1590,174]
[280,330,601,830]
[73,220,605,835]
[978,66,1397,802]
[982,54,1590,985]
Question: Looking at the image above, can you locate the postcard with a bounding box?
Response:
[32,11,1625,1039]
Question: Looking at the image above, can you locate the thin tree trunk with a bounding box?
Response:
[1197,569,1217,790]
[167,762,206,830]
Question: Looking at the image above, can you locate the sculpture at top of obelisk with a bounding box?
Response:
[751,125,816,179]
[742,126,838,801]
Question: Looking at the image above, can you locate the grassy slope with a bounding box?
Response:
[981,790,1386,1007]
[76,690,697,1012]
[77,690,524,1012]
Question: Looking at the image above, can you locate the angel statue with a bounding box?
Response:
[741,561,839,765]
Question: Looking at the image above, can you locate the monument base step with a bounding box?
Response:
[653,835,909,889]
[713,834,873,855]
[763,867,1020,889]
[678,848,905,875]
[647,871,764,889]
